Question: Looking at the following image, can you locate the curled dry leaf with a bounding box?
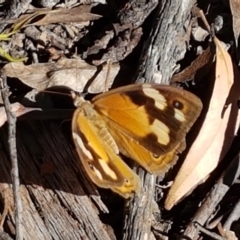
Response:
[2,58,120,93]
[165,37,240,210]
[0,102,41,127]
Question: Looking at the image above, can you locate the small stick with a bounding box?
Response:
[0,72,23,240]
[194,222,224,240]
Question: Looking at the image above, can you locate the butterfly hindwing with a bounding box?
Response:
[72,101,141,198]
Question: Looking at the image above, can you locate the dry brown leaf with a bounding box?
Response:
[2,58,120,93]
[0,103,41,127]
[11,5,101,27]
[165,37,240,210]
[230,0,240,48]
[28,5,101,26]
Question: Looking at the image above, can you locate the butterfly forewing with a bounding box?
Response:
[92,84,202,174]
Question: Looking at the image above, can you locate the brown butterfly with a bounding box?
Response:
[71,83,202,198]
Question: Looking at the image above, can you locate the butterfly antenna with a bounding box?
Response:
[39,89,71,97]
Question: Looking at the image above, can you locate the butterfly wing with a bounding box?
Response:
[72,103,141,198]
[92,84,202,174]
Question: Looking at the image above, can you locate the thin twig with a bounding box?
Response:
[194,222,224,240]
[0,72,23,240]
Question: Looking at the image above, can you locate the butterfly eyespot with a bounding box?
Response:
[123,178,131,186]
[124,178,129,183]
[151,153,160,159]
[173,100,184,110]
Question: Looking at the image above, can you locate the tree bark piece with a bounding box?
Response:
[0,121,112,240]
[123,1,197,239]
[136,0,197,84]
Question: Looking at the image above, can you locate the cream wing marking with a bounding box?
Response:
[142,86,167,110]
[92,166,104,180]
[72,132,93,160]
[99,159,118,180]
[174,108,186,122]
[150,119,170,145]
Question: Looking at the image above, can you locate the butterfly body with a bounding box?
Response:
[72,84,202,198]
